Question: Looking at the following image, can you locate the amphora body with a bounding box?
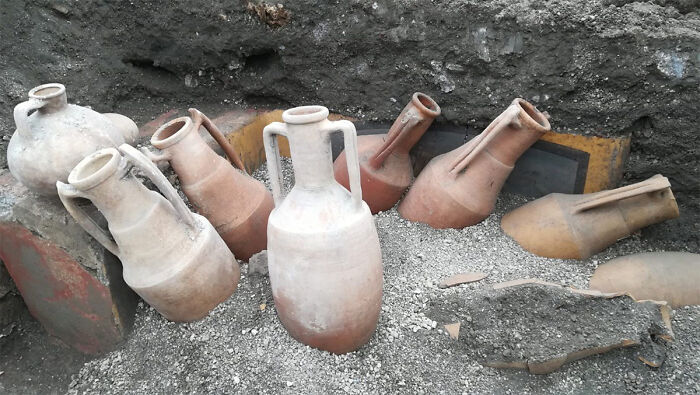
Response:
[57,144,239,322]
[263,106,383,354]
[590,251,699,308]
[334,93,441,213]
[501,175,679,259]
[148,109,274,261]
[398,98,550,228]
[8,83,138,195]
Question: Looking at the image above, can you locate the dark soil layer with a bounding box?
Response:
[0,0,699,228]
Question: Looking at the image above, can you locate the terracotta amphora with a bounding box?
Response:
[146,108,274,261]
[398,98,551,228]
[56,144,240,322]
[590,251,700,308]
[333,92,441,213]
[501,175,680,259]
[263,106,383,354]
[8,83,138,195]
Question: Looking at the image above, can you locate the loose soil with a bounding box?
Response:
[61,159,699,394]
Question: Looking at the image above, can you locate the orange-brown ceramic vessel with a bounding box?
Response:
[148,109,274,261]
[398,98,550,228]
[501,175,679,259]
[334,93,440,213]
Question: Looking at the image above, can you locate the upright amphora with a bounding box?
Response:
[8,83,138,195]
[147,108,274,261]
[333,92,441,213]
[263,106,383,354]
[501,175,680,259]
[57,144,240,322]
[398,98,551,228]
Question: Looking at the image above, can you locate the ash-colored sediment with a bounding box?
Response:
[69,159,700,394]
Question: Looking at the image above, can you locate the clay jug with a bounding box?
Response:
[501,175,679,259]
[8,83,138,195]
[263,106,383,354]
[56,144,239,322]
[146,108,274,261]
[333,92,441,213]
[398,98,550,228]
[590,251,700,308]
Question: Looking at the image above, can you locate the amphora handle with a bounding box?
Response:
[57,181,121,257]
[448,104,519,175]
[572,175,671,213]
[13,98,46,136]
[118,144,197,231]
[326,120,363,209]
[188,108,247,173]
[369,92,440,169]
[262,122,288,206]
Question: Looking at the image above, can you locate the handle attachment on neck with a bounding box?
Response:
[188,108,247,172]
[572,175,671,213]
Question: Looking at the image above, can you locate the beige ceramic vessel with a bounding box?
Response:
[590,251,699,307]
[8,83,138,195]
[263,106,383,354]
[57,144,239,322]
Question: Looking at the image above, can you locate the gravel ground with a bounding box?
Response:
[69,159,700,394]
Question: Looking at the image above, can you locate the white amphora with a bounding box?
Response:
[56,144,239,322]
[9,83,138,195]
[263,106,383,354]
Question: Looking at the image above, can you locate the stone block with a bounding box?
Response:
[0,170,138,354]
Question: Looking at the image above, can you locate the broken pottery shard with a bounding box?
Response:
[439,272,488,289]
[427,279,672,374]
[444,322,460,340]
[590,251,700,308]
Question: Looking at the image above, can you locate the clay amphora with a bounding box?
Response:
[590,251,700,308]
[8,83,138,195]
[147,108,274,261]
[398,98,550,228]
[263,106,383,354]
[333,92,441,213]
[56,144,240,322]
[501,175,679,259]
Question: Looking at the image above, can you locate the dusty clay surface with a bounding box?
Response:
[60,159,700,394]
[428,282,671,373]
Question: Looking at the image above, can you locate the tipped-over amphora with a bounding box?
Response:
[501,175,680,259]
[146,109,273,261]
[590,251,700,308]
[398,98,550,228]
[334,92,441,213]
[8,83,138,195]
[263,106,383,354]
[57,144,239,322]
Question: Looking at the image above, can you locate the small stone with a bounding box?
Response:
[248,250,269,276]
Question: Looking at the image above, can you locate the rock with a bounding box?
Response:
[247,250,269,276]
[0,170,138,354]
[428,279,673,374]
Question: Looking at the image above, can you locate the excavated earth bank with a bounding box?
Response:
[0,0,698,393]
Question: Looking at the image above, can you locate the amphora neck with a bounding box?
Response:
[283,106,335,189]
[29,83,68,113]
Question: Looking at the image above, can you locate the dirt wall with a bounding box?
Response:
[0,0,698,241]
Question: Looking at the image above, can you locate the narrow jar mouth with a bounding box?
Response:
[412,92,441,117]
[29,83,66,100]
[282,105,329,124]
[68,148,122,190]
[151,116,192,148]
[515,98,551,133]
